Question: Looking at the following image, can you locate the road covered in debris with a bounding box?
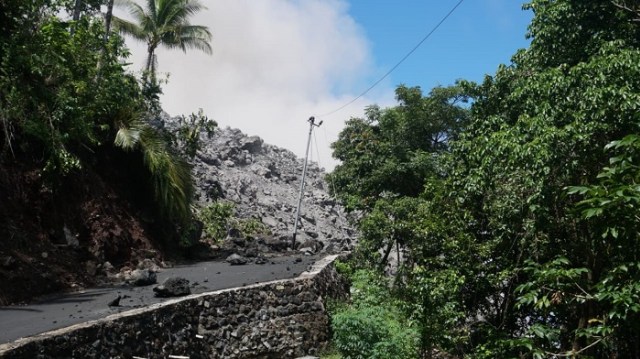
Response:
[0,254,318,344]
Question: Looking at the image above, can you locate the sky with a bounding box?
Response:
[118,0,533,171]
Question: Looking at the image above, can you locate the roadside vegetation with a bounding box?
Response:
[0,0,214,241]
[328,1,640,357]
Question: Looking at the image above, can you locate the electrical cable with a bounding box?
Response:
[313,130,322,170]
[316,0,465,118]
[322,126,339,197]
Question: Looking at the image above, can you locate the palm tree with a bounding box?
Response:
[114,0,212,75]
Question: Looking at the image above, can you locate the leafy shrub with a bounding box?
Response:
[197,201,234,241]
[334,259,354,278]
[331,270,418,359]
[171,109,217,159]
[236,217,271,238]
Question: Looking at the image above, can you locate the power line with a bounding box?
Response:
[317,0,465,118]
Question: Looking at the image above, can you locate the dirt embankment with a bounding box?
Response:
[0,151,166,306]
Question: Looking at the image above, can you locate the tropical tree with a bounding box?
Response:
[328,83,471,210]
[331,0,640,357]
[114,0,212,76]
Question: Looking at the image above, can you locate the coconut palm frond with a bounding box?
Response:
[114,126,141,151]
[177,25,212,53]
[112,16,146,41]
[117,0,212,74]
[113,105,146,151]
[161,0,205,26]
[139,126,193,224]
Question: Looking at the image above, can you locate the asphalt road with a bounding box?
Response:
[0,254,319,344]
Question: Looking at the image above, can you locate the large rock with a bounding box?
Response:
[153,277,191,297]
[226,253,248,265]
[125,269,157,286]
[239,136,263,154]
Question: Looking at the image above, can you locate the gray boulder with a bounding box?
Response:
[226,253,248,265]
[153,277,191,297]
[126,269,157,286]
[240,136,263,153]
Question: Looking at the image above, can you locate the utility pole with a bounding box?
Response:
[292,116,322,249]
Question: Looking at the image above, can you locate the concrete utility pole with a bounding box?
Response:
[292,116,322,249]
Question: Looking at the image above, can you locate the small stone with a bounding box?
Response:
[107,295,121,307]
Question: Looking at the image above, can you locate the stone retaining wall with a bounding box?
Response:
[0,255,348,359]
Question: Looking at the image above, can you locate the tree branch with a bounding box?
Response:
[612,1,640,21]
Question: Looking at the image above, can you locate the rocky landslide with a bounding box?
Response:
[165,117,356,256]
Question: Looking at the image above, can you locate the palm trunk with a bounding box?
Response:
[145,48,154,74]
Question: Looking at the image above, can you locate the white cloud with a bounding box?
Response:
[119,0,394,171]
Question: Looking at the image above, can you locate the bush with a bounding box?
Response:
[198,201,234,241]
[236,217,271,238]
[331,270,419,359]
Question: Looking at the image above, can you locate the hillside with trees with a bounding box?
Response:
[328,1,640,358]
[0,0,215,304]
[0,0,353,308]
[3,0,640,357]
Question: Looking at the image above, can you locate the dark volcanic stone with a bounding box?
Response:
[128,269,157,286]
[226,253,248,265]
[153,277,191,297]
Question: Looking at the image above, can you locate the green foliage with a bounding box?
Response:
[235,217,271,238]
[114,0,212,74]
[0,11,138,175]
[334,259,354,279]
[197,201,234,242]
[329,1,640,357]
[197,201,271,243]
[171,109,217,159]
[113,105,194,225]
[0,0,201,229]
[438,1,640,355]
[327,83,471,210]
[331,270,419,359]
[568,134,640,239]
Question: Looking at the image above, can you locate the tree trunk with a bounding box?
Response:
[70,0,82,35]
[103,0,114,42]
[145,48,154,74]
[96,0,115,77]
[378,236,395,273]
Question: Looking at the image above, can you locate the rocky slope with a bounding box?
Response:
[0,116,354,305]
[178,119,356,255]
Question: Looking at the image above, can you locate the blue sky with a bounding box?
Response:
[124,0,534,169]
[341,0,533,100]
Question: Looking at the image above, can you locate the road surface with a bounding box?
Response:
[0,254,319,344]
